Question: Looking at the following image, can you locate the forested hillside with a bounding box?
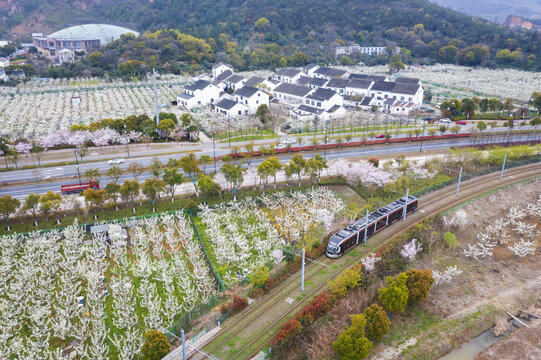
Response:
[2,0,540,77]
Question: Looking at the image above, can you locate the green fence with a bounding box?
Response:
[165,294,219,343]
[187,211,226,292]
[441,174,541,216]
[413,155,541,198]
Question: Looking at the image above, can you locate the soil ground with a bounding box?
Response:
[371,178,541,359]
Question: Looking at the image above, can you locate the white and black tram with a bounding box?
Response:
[326,195,418,258]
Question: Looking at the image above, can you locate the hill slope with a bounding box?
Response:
[1,0,540,72]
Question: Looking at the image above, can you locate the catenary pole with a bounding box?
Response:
[181,329,186,360]
[364,209,369,245]
[403,188,409,222]
[500,153,507,182]
[301,248,305,292]
[456,167,463,196]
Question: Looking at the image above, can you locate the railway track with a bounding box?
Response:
[193,162,541,360]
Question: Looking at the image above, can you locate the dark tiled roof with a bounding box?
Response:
[274,83,312,97]
[384,98,395,105]
[225,74,245,83]
[326,78,350,89]
[347,79,372,89]
[314,67,347,77]
[392,82,421,95]
[370,81,395,92]
[216,98,240,110]
[212,62,224,69]
[297,105,324,115]
[306,88,338,101]
[395,77,420,85]
[178,93,194,100]
[215,70,232,81]
[184,80,211,91]
[296,76,313,85]
[244,76,264,87]
[303,63,318,72]
[327,105,341,113]
[275,68,302,77]
[349,73,386,82]
[360,96,373,106]
[234,86,259,97]
[308,78,328,87]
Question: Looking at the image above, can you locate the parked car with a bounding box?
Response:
[456,120,467,125]
[424,117,436,124]
[108,158,125,165]
[375,133,386,139]
[439,118,451,124]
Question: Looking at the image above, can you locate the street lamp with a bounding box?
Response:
[419,119,426,153]
[212,133,217,173]
[75,165,82,186]
[228,118,231,147]
[324,120,329,160]
[124,124,130,157]
[1,140,7,169]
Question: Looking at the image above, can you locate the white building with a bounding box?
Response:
[359,46,386,56]
[303,63,319,76]
[369,81,423,108]
[313,66,349,80]
[223,74,246,91]
[233,86,270,114]
[177,80,221,110]
[303,88,343,110]
[324,78,349,95]
[215,98,249,117]
[0,57,9,67]
[273,83,313,106]
[335,45,386,57]
[273,68,303,83]
[345,79,373,97]
[212,62,233,79]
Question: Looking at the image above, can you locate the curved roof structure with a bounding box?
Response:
[48,24,139,45]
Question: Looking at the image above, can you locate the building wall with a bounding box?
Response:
[236,91,270,114]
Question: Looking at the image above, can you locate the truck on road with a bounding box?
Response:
[61,179,100,195]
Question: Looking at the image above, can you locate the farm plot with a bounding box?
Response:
[0,212,216,359]
[0,76,188,139]
[197,188,346,285]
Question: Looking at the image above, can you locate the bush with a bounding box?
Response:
[368,157,379,167]
[378,273,409,314]
[249,266,270,288]
[140,330,170,360]
[220,296,248,315]
[333,314,373,359]
[296,292,333,325]
[273,318,302,347]
[444,231,458,248]
[363,304,390,341]
[405,269,434,304]
[328,264,362,297]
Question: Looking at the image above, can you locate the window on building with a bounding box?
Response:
[317,102,321,107]
[238,110,241,115]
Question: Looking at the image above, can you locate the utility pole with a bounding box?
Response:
[363,209,369,245]
[500,153,507,182]
[124,124,130,157]
[1,140,7,169]
[419,120,426,153]
[403,188,409,222]
[153,68,160,127]
[456,167,462,196]
[228,118,231,147]
[301,248,305,292]
[212,134,217,173]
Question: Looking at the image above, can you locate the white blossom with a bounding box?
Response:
[400,238,423,260]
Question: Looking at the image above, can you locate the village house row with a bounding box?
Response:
[176,63,423,121]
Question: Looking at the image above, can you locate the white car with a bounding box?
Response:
[282,138,295,144]
[108,158,125,165]
[439,118,451,124]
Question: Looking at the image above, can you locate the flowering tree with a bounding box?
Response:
[400,239,423,261]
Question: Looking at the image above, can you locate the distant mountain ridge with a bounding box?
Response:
[429,0,541,23]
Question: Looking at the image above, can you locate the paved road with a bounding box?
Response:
[1,134,538,199]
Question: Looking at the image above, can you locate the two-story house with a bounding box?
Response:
[215,98,249,117]
[224,74,246,91]
[273,83,313,106]
[272,68,303,83]
[233,86,270,114]
[345,79,373,97]
[212,63,234,79]
[324,78,350,95]
[177,80,221,110]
